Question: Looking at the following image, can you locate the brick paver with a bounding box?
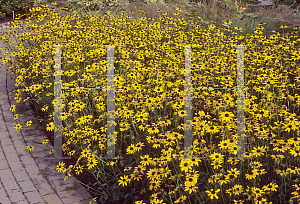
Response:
[0,21,95,204]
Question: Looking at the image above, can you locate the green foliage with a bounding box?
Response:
[0,0,56,21]
[66,0,120,15]
[0,0,34,20]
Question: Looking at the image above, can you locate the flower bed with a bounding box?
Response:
[1,2,300,204]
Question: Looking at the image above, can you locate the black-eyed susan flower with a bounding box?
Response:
[56,162,65,173]
[152,139,162,149]
[211,160,222,170]
[210,152,224,161]
[251,146,266,157]
[140,154,152,166]
[14,123,22,131]
[184,185,198,194]
[289,148,300,157]
[174,195,187,203]
[147,168,158,181]
[149,180,161,191]
[262,182,279,192]
[10,105,16,112]
[232,184,243,195]
[13,114,18,120]
[46,122,54,131]
[26,145,34,152]
[126,144,136,155]
[218,140,230,150]
[228,168,241,178]
[180,159,192,173]
[87,159,98,170]
[219,111,235,123]
[26,120,32,127]
[245,170,258,180]
[148,126,160,134]
[135,142,145,152]
[75,165,83,175]
[206,188,221,200]
[184,175,197,187]
[132,173,142,181]
[118,175,129,187]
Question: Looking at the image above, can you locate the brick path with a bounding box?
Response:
[0,21,94,204]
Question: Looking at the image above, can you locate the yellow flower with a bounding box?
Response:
[46,122,54,131]
[176,110,187,117]
[107,161,115,167]
[219,111,235,123]
[75,165,83,175]
[228,168,241,178]
[135,142,145,152]
[206,188,221,200]
[124,166,132,172]
[87,159,98,170]
[26,146,34,152]
[14,123,22,131]
[89,197,97,204]
[232,184,243,195]
[10,105,16,112]
[180,159,192,173]
[184,185,198,194]
[185,176,198,187]
[174,195,187,203]
[135,201,146,204]
[14,114,18,120]
[152,139,162,149]
[245,170,259,180]
[26,120,32,127]
[64,170,72,181]
[134,165,146,174]
[140,154,152,166]
[42,139,49,144]
[118,175,129,187]
[126,144,136,155]
[56,162,66,173]
[149,180,161,191]
[280,25,287,29]
[210,152,224,161]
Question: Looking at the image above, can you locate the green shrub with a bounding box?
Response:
[0,0,34,21]
[0,0,55,21]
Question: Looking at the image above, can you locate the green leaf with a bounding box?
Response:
[112,193,117,200]
[124,193,130,198]
[222,24,230,29]
[184,13,197,18]
[104,192,108,200]
[244,13,258,19]
[233,13,241,18]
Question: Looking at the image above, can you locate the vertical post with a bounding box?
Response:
[176,44,201,160]
[107,45,116,159]
[45,45,71,160]
[183,45,193,159]
[229,44,252,160]
[236,45,246,159]
[98,45,123,160]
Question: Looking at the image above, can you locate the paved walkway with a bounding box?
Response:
[0,21,94,203]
